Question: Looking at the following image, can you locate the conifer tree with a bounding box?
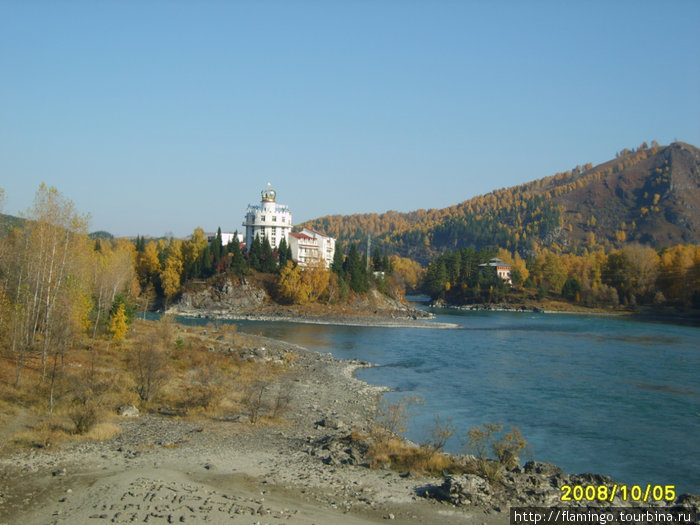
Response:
[345,243,369,293]
[372,247,382,271]
[248,235,262,271]
[278,237,290,269]
[229,234,247,275]
[331,241,345,274]
[261,237,276,273]
[109,303,128,341]
[213,227,223,266]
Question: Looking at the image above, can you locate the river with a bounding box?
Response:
[174,308,699,495]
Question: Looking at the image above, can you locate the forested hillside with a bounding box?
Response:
[301,142,700,262]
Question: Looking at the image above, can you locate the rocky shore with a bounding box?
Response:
[168,278,460,329]
[431,300,543,313]
[1,333,697,525]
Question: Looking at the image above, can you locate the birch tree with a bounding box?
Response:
[1,184,90,384]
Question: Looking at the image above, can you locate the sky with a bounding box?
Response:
[1,1,699,238]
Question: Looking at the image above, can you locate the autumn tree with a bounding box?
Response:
[277,261,309,304]
[136,240,161,289]
[181,227,208,280]
[91,238,135,337]
[3,185,91,382]
[303,259,331,302]
[0,184,104,409]
[109,302,128,341]
[276,259,331,304]
[604,244,659,304]
[160,239,183,304]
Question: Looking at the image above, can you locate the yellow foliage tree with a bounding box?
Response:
[390,255,426,290]
[303,259,331,302]
[109,303,128,341]
[160,239,183,302]
[277,259,330,304]
[136,241,161,287]
[277,261,310,304]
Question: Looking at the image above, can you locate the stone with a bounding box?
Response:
[435,474,493,507]
[523,461,563,476]
[117,403,140,418]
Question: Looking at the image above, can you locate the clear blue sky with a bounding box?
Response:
[2,1,699,237]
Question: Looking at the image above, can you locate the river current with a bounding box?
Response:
[176,308,699,494]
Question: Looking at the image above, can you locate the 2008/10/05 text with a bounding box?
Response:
[560,484,676,503]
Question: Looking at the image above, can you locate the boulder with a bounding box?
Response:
[117,403,140,418]
[523,461,564,476]
[435,474,494,507]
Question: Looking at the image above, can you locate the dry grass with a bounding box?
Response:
[83,422,122,441]
[0,317,296,453]
[9,420,72,450]
[364,436,464,477]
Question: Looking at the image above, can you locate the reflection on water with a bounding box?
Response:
[175,311,699,495]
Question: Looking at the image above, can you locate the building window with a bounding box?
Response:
[272,216,277,222]
[261,216,265,222]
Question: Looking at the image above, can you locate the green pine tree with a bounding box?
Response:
[331,241,345,274]
[248,235,263,271]
[213,227,223,266]
[229,232,248,275]
[278,237,290,269]
[261,237,276,273]
[345,243,369,293]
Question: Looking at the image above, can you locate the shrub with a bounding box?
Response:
[372,395,420,438]
[464,423,529,483]
[242,379,268,424]
[70,401,98,434]
[129,320,172,402]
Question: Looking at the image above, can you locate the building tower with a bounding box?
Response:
[242,183,292,251]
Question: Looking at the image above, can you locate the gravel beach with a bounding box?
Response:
[0,336,506,525]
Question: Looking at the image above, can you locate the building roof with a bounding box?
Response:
[478,258,511,268]
[289,231,315,241]
[301,227,331,239]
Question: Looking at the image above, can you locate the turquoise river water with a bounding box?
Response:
[175,308,699,495]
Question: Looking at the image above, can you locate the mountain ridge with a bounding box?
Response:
[301,142,700,262]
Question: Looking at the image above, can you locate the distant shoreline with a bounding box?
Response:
[429,301,700,323]
[169,307,460,329]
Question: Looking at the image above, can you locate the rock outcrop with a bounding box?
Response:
[430,461,695,512]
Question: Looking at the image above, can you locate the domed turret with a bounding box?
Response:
[243,183,292,252]
[261,182,276,203]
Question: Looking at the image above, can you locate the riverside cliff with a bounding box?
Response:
[167,276,442,327]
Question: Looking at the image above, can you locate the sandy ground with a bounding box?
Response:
[0,338,507,525]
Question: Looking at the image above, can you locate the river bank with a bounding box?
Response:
[167,276,466,328]
[0,327,697,524]
[0,333,505,525]
[171,308,460,329]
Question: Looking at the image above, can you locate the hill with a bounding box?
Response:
[0,213,27,234]
[301,142,700,262]
[1,213,115,242]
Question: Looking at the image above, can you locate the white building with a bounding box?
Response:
[288,227,336,268]
[478,258,512,285]
[242,184,292,251]
[207,231,244,246]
